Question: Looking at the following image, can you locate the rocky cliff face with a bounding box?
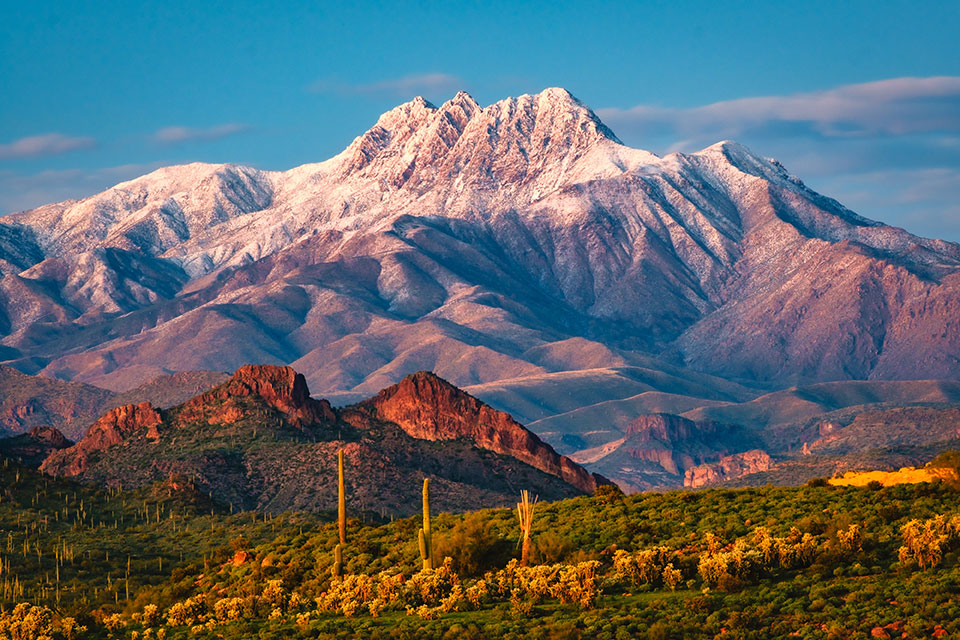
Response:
[41,365,335,478]
[364,371,601,494]
[179,365,335,429]
[684,450,774,488]
[41,402,163,476]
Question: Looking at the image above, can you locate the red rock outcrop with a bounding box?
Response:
[41,402,162,476]
[363,371,601,493]
[26,425,71,448]
[683,450,773,488]
[89,402,163,447]
[34,365,593,514]
[179,365,335,429]
[41,366,336,477]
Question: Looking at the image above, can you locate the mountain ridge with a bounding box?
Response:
[38,365,602,513]
[363,370,600,493]
[1,87,959,412]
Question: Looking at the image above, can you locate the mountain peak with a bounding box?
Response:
[364,371,601,493]
[538,86,576,100]
[443,90,480,111]
[339,87,624,188]
[372,95,437,126]
[486,87,622,145]
[182,365,335,429]
[532,87,594,114]
[41,401,163,476]
[5,87,960,407]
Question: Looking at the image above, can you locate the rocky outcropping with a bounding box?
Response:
[684,450,773,488]
[41,402,162,476]
[179,365,335,429]
[86,402,164,447]
[365,371,602,493]
[42,365,336,477]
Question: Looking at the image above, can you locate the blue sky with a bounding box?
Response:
[2,0,959,239]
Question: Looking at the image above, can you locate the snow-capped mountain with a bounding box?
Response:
[2,88,959,397]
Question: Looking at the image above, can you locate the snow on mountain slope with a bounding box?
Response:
[1,88,959,404]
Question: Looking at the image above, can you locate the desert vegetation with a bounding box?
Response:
[1,452,959,639]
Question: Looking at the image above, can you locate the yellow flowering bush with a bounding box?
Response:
[213,597,244,622]
[612,547,674,587]
[898,514,960,569]
[140,604,161,628]
[836,523,863,553]
[0,603,56,640]
[491,559,602,609]
[165,596,205,627]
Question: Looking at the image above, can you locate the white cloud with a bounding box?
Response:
[153,123,250,145]
[309,72,462,98]
[591,76,960,242]
[0,133,96,160]
[597,76,960,142]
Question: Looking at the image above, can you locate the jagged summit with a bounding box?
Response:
[181,365,336,430]
[339,87,627,190]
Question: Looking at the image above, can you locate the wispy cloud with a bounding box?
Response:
[597,76,960,144]
[0,133,96,160]
[0,163,165,214]
[153,123,251,145]
[595,77,960,242]
[309,72,462,98]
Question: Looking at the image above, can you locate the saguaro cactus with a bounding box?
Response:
[517,489,537,566]
[331,544,342,579]
[338,449,346,546]
[420,478,433,571]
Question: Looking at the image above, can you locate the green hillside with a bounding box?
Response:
[2,455,960,639]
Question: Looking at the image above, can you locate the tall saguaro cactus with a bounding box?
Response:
[338,449,346,546]
[420,478,433,571]
[517,489,537,566]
